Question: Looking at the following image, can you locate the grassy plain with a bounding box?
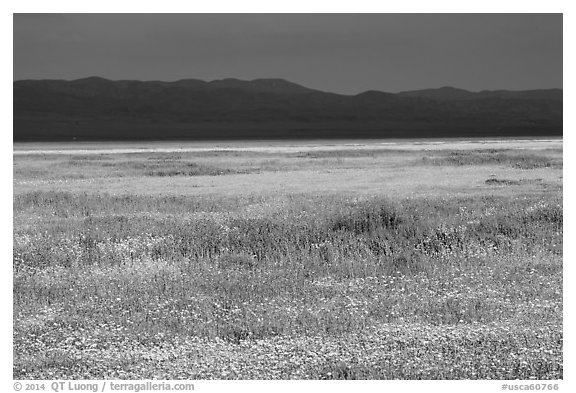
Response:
[13,142,563,379]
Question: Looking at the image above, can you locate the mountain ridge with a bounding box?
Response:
[13,77,563,141]
[14,76,563,97]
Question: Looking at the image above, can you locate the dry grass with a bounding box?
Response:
[13,144,563,379]
[420,149,563,169]
[14,149,562,198]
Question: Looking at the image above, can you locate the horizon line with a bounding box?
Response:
[13,75,564,96]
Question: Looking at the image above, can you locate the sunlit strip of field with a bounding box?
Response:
[13,138,562,155]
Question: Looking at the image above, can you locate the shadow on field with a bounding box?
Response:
[420,149,562,169]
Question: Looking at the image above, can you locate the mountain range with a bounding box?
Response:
[13,77,562,141]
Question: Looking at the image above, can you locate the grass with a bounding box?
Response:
[421,149,563,169]
[13,144,562,379]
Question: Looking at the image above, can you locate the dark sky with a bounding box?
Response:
[13,13,562,94]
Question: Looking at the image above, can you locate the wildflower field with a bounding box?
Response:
[13,143,563,379]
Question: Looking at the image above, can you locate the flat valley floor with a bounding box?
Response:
[13,139,563,379]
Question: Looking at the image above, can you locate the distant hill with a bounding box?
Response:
[398,86,563,101]
[397,86,476,100]
[13,77,563,141]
